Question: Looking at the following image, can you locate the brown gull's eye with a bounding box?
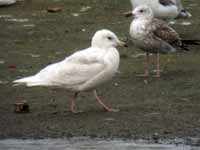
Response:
[140,9,144,13]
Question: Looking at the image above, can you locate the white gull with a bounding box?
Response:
[0,0,16,6]
[126,0,191,19]
[13,29,125,113]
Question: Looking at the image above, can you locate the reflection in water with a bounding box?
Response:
[0,138,194,150]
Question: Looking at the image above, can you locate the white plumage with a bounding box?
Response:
[0,0,16,6]
[130,0,191,19]
[14,29,125,113]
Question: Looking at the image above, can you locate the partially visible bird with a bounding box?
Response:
[13,29,125,113]
[0,0,16,6]
[125,0,191,20]
[129,5,199,77]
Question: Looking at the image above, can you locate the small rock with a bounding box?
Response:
[23,24,35,28]
[8,64,16,69]
[114,83,119,87]
[131,53,146,58]
[81,28,86,32]
[52,111,58,115]
[14,101,29,113]
[29,53,40,58]
[152,133,160,143]
[0,80,8,84]
[120,54,128,59]
[169,21,176,25]
[104,118,115,121]
[72,13,79,17]
[5,18,29,22]
[144,79,148,84]
[0,14,12,18]
[47,6,62,13]
[0,60,5,64]
[180,21,192,26]
[64,29,70,33]
[80,6,91,12]
[163,130,172,134]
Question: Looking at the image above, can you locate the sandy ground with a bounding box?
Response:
[0,0,200,144]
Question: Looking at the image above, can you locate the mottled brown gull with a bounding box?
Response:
[129,5,198,77]
[13,29,125,113]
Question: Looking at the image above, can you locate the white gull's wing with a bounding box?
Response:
[159,0,176,6]
[35,47,106,87]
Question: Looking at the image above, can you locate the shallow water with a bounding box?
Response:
[0,138,195,150]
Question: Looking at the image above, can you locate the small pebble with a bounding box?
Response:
[29,54,40,58]
[80,6,91,12]
[72,13,79,17]
[0,80,8,84]
[14,101,29,113]
[180,22,192,26]
[114,83,119,87]
[0,60,5,64]
[152,132,160,143]
[82,28,86,32]
[5,18,29,22]
[47,6,62,13]
[23,24,36,28]
[8,64,17,69]
[104,118,115,121]
[169,21,176,25]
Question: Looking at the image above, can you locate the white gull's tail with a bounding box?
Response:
[13,75,44,87]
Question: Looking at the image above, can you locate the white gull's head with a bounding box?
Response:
[91,29,125,49]
[132,5,154,20]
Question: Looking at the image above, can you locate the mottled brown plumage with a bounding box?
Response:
[129,5,179,77]
[130,17,179,54]
[151,19,182,46]
[130,5,199,77]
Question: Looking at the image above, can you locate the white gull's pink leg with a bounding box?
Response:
[93,90,119,112]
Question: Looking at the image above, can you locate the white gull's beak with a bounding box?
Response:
[117,40,127,47]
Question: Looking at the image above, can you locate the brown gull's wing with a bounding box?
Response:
[145,19,199,52]
[151,18,182,46]
[139,19,178,54]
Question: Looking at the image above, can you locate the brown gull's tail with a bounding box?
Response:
[179,40,200,51]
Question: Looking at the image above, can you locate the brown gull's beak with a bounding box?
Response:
[124,11,132,17]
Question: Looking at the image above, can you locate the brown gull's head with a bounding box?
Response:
[132,5,154,20]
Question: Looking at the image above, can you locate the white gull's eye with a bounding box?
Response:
[107,36,113,40]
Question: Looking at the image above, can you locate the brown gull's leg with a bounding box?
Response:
[145,52,150,76]
[93,90,119,112]
[155,53,161,77]
[137,52,149,77]
[70,92,83,113]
